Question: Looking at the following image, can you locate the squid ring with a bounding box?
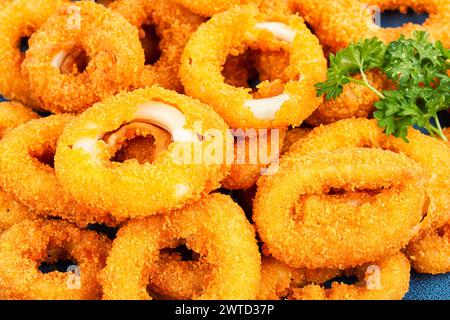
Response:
[180,5,327,129]
[55,86,230,218]
[22,1,144,113]
[253,147,426,269]
[289,119,450,239]
[100,194,261,300]
[0,219,111,300]
[171,0,262,17]
[290,0,450,53]
[291,253,411,300]
[0,0,68,109]
[0,115,117,227]
[111,0,204,92]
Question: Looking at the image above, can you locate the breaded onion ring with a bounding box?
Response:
[221,129,286,190]
[0,115,117,227]
[100,194,261,300]
[22,1,144,113]
[254,148,426,269]
[291,252,411,300]
[55,87,230,218]
[0,219,111,300]
[181,5,327,129]
[111,0,203,92]
[0,0,68,109]
[171,0,262,17]
[305,70,388,126]
[290,0,450,53]
[289,119,450,239]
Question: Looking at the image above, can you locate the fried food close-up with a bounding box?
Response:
[0,0,449,303]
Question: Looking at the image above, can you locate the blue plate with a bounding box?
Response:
[0,9,449,300]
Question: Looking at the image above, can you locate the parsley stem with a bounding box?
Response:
[347,74,385,100]
[433,116,447,141]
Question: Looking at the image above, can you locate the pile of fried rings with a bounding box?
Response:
[0,0,448,300]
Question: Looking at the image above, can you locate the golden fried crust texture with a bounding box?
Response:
[0,219,111,300]
[180,5,327,129]
[0,0,69,109]
[111,0,204,92]
[100,194,261,300]
[254,147,426,269]
[172,0,262,17]
[55,86,230,218]
[290,0,450,52]
[289,119,450,239]
[0,115,118,227]
[22,1,144,113]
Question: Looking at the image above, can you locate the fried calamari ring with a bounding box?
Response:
[258,256,341,300]
[0,190,35,234]
[221,129,286,190]
[171,0,262,17]
[147,252,212,300]
[289,118,450,238]
[291,252,411,300]
[55,87,230,218]
[254,148,426,269]
[100,194,261,300]
[368,0,450,46]
[258,0,293,20]
[0,219,111,300]
[0,101,38,138]
[280,127,312,154]
[181,5,327,129]
[290,0,450,53]
[0,0,68,109]
[305,70,388,126]
[0,115,117,227]
[0,102,39,233]
[22,1,144,113]
[406,224,450,274]
[111,0,203,92]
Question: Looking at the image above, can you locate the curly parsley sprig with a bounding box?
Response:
[315,31,450,142]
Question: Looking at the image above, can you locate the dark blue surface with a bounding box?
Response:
[0,9,448,301]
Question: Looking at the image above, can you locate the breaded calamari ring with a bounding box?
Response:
[280,127,312,154]
[0,115,117,227]
[100,194,261,300]
[290,0,450,52]
[0,189,34,234]
[55,87,231,218]
[406,224,450,274]
[0,219,111,300]
[0,0,68,109]
[305,70,388,126]
[111,0,204,92]
[258,0,294,20]
[0,101,38,138]
[258,256,341,300]
[253,148,426,269]
[221,129,286,190]
[171,0,262,17]
[181,5,327,129]
[147,252,212,300]
[22,1,144,113]
[289,119,450,239]
[291,252,411,300]
[404,128,450,274]
[0,102,39,233]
